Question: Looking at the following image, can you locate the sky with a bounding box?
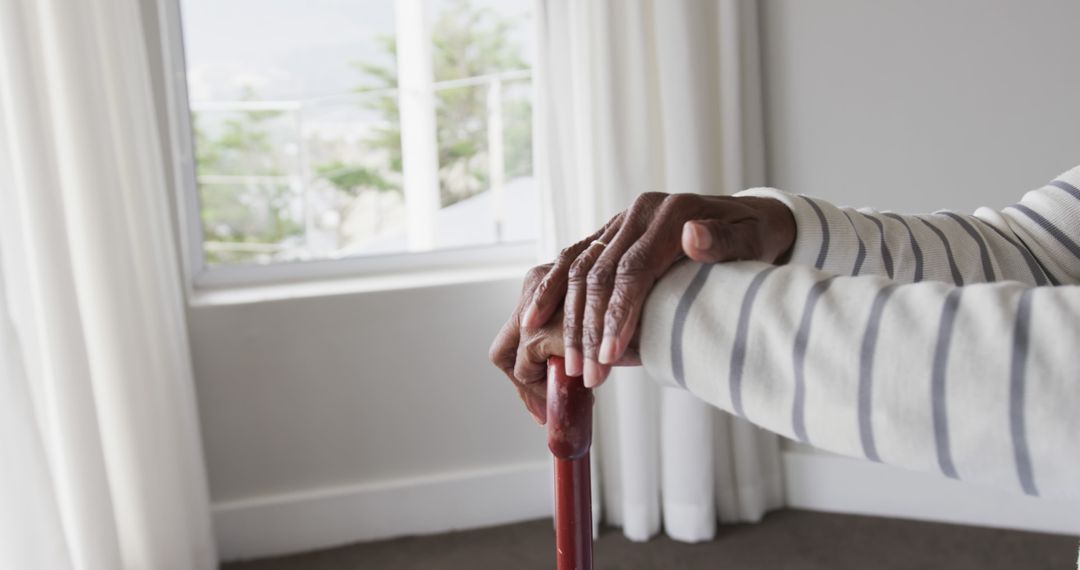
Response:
[179,0,532,102]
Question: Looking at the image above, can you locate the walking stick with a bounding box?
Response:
[546,356,594,570]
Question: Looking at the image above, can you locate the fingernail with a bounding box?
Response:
[584,359,601,388]
[598,337,617,365]
[565,348,582,377]
[686,221,711,251]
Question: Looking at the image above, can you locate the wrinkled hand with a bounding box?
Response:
[489,263,639,425]
[519,193,795,389]
[488,265,557,424]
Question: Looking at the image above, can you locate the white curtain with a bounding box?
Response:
[535,0,785,542]
[0,0,216,568]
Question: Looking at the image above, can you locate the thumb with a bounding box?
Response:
[681,219,762,263]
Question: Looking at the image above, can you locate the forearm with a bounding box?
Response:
[736,165,1080,286]
[640,260,1080,499]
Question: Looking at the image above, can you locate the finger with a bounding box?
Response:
[598,195,711,364]
[513,316,566,385]
[516,383,547,425]
[489,318,521,379]
[490,265,549,384]
[521,263,552,295]
[681,219,763,263]
[563,222,621,377]
[582,193,665,387]
[513,337,547,386]
[523,217,618,330]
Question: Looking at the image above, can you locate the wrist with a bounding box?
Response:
[763,198,796,263]
[735,196,795,263]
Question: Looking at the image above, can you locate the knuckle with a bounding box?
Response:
[521,330,543,354]
[568,255,593,282]
[637,191,667,206]
[525,264,549,284]
[616,247,652,277]
[586,261,616,290]
[489,341,513,373]
[627,193,666,220]
[532,275,554,301]
[605,296,631,329]
[514,365,542,385]
[521,265,548,294]
[661,192,699,215]
[555,246,578,267]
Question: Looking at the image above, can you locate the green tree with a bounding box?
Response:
[321,0,532,207]
[194,88,303,265]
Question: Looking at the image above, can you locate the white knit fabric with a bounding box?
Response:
[640,165,1080,501]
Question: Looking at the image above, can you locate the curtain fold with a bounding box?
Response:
[0,0,216,567]
[535,0,784,543]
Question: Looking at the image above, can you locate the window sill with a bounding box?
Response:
[188,241,536,306]
[188,261,532,308]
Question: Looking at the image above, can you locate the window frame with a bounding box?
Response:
[155,0,538,292]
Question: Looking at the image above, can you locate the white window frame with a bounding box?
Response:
[154,0,537,291]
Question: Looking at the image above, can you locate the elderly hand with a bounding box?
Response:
[489,259,640,425]
[520,193,795,389]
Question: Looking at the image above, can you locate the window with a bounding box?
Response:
[173,0,536,283]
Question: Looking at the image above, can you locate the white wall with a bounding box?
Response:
[761,0,1080,535]
[762,0,1080,213]
[189,278,544,500]
[187,275,553,559]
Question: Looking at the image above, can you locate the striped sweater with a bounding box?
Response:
[639,165,1080,501]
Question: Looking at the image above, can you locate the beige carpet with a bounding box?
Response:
[224,509,1078,569]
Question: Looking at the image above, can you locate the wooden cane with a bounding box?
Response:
[546,356,594,570]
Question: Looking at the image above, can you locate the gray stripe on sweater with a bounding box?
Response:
[1010,288,1038,496]
[842,210,867,276]
[1049,179,1080,202]
[972,217,1054,286]
[931,288,963,479]
[671,264,713,389]
[917,217,964,286]
[1008,203,1080,260]
[729,266,780,418]
[860,213,895,279]
[792,276,838,444]
[883,213,924,282]
[800,196,831,270]
[858,284,898,462]
[941,212,996,282]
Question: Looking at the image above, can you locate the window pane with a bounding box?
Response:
[179,0,536,268]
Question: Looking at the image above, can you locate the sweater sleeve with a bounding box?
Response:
[639,259,1080,500]
[735,165,1080,286]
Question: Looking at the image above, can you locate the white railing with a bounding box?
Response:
[190,69,530,259]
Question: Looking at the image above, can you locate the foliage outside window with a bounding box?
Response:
[182,0,537,267]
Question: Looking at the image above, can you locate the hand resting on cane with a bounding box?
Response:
[489,193,795,423]
[488,266,639,424]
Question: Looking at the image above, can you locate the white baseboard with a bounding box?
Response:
[212,461,553,562]
[782,449,1080,536]
[215,451,1077,562]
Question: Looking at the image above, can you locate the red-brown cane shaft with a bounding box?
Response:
[547,357,593,570]
[554,454,592,570]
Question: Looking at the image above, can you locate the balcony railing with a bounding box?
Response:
[189,68,532,263]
